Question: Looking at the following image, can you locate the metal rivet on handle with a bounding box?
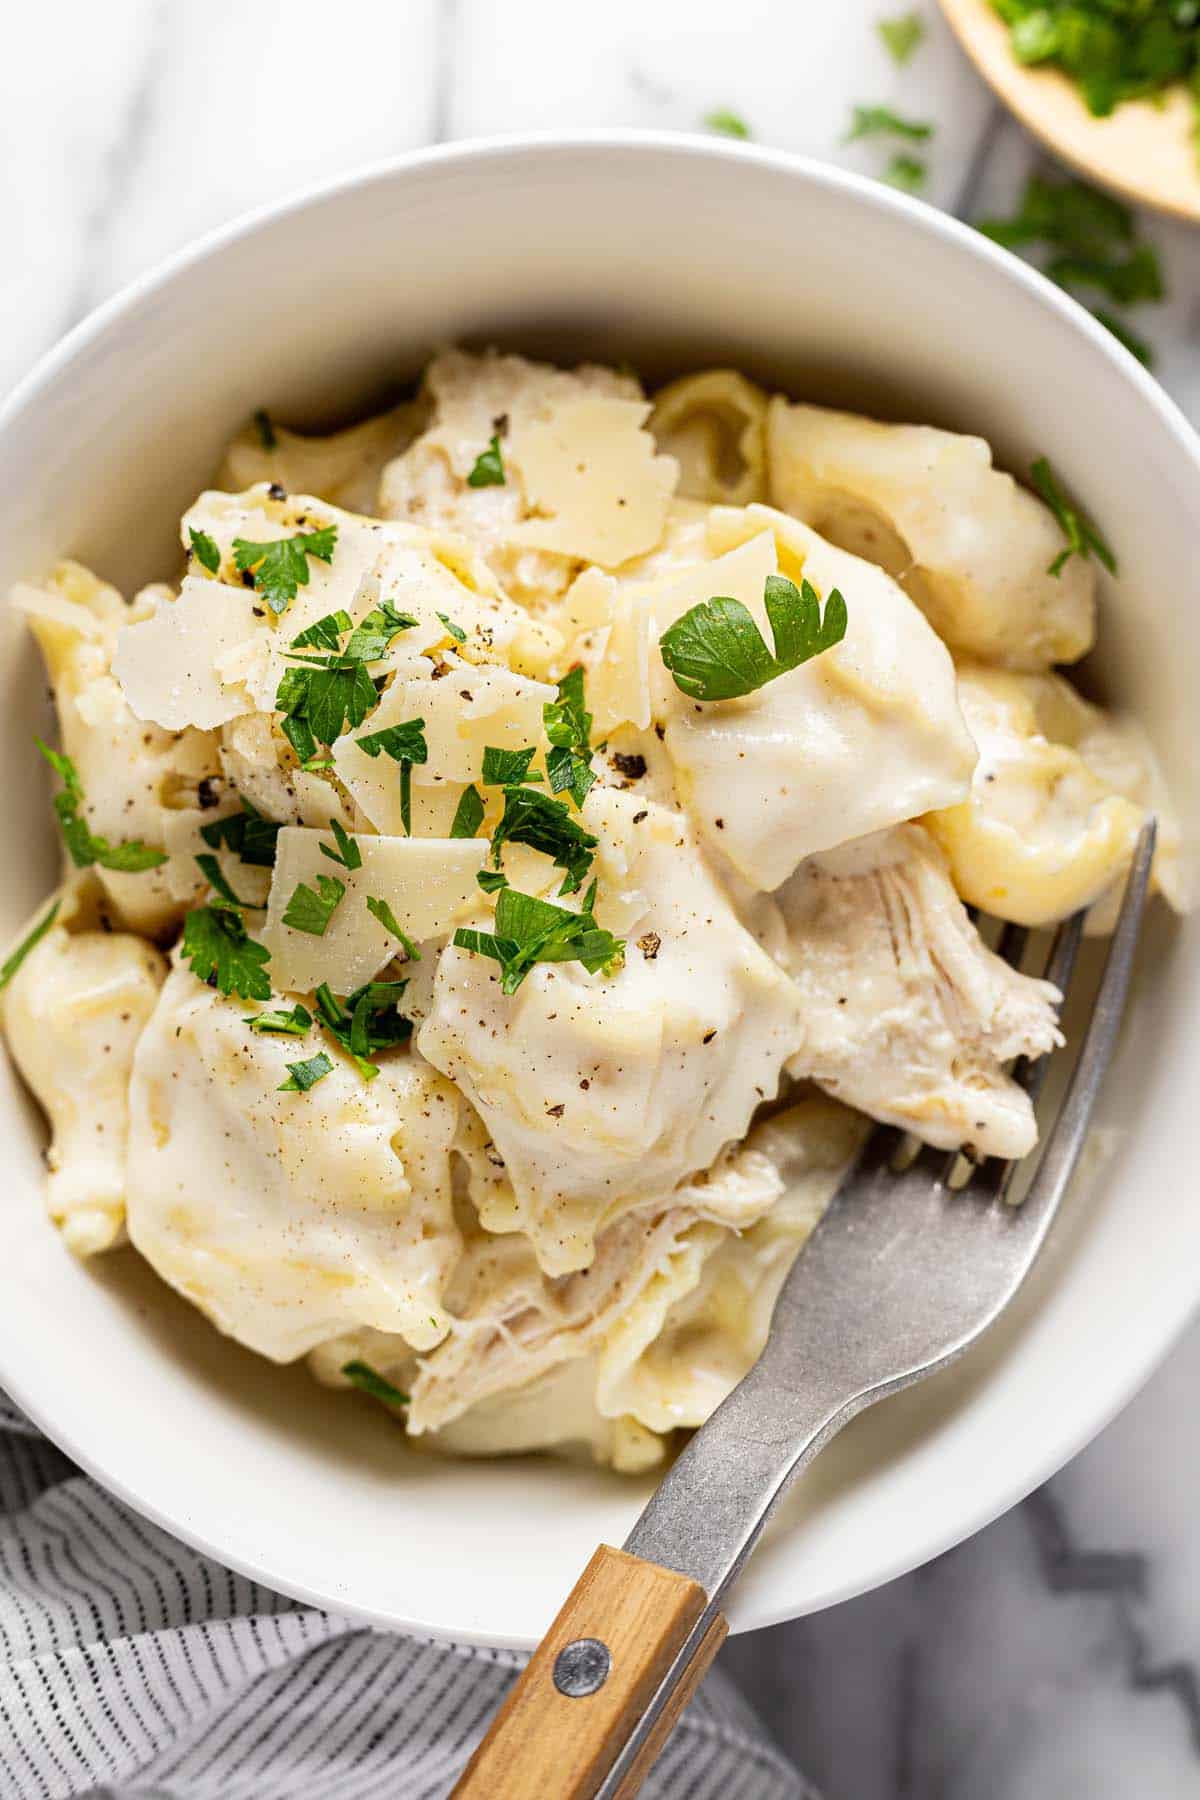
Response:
[553,1637,611,1698]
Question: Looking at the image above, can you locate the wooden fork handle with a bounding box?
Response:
[450,1544,727,1799]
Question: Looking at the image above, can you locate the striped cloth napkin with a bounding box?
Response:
[0,1397,810,1798]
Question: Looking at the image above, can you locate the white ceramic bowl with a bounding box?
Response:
[1,135,1197,1649]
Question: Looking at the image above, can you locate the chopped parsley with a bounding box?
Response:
[282,874,345,936]
[480,745,542,786]
[885,153,927,193]
[188,527,221,574]
[232,524,338,616]
[36,740,167,873]
[846,104,933,141]
[353,717,427,835]
[878,11,925,64]
[658,572,847,702]
[315,980,412,1080]
[1093,307,1154,366]
[1030,457,1117,577]
[320,817,362,871]
[342,1359,409,1407]
[449,785,485,839]
[365,895,421,962]
[278,1050,333,1094]
[277,608,419,764]
[200,799,281,868]
[489,786,598,895]
[476,868,508,894]
[194,852,263,909]
[0,901,60,991]
[543,666,596,810]
[253,408,277,450]
[245,1002,313,1036]
[437,611,467,643]
[989,0,1200,122]
[180,904,272,1000]
[1046,243,1164,306]
[454,881,624,995]
[341,599,420,662]
[704,108,752,139]
[466,435,506,488]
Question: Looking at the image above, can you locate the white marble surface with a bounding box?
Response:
[3,2,1199,1793]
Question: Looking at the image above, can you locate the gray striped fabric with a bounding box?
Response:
[0,1398,810,1799]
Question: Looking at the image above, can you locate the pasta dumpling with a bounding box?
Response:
[125,965,464,1361]
[214,403,427,516]
[767,399,1096,670]
[649,369,768,507]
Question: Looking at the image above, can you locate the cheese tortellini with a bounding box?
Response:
[2,349,1180,1472]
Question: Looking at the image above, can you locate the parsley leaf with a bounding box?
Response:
[658,573,847,702]
[449,785,485,839]
[342,599,419,662]
[1046,243,1164,306]
[481,745,542,785]
[476,868,508,894]
[436,611,467,643]
[354,719,429,764]
[885,153,927,193]
[454,882,624,995]
[977,174,1133,256]
[253,408,277,450]
[232,524,338,616]
[181,904,272,1000]
[0,901,60,990]
[315,980,412,1081]
[1094,307,1154,367]
[321,818,362,871]
[291,610,354,651]
[543,666,596,809]
[490,787,598,895]
[704,108,751,139]
[282,874,345,936]
[188,527,221,574]
[846,104,933,141]
[278,1050,334,1093]
[36,740,167,872]
[466,435,506,488]
[200,799,282,868]
[989,0,1200,120]
[1030,457,1117,577]
[365,895,421,962]
[245,1002,313,1036]
[342,1359,409,1407]
[275,659,378,761]
[878,11,925,64]
[195,852,264,909]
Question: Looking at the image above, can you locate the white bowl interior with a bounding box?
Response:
[1,138,1197,1645]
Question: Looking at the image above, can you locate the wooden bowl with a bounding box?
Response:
[940,0,1200,223]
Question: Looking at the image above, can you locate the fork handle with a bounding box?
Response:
[450,1544,727,1799]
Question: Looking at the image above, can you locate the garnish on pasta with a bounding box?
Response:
[36,740,167,873]
[1030,457,1117,577]
[180,904,272,1001]
[658,573,847,702]
[232,524,338,616]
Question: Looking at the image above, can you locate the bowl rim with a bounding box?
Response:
[3,129,1200,1643]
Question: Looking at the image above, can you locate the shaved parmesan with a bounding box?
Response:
[507,397,677,567]
[114,577,259,729]
[263,827,487,995]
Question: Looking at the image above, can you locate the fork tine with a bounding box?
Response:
[1007,818,1156,1227]
[995,921,1029,971]
[1015,910,1086,1112]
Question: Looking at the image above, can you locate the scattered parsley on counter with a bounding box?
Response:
[466,434,506,488]
[878,10,925,64]
[282,874,346,936]
[846,104,933,142]
[885,153,928,193]
[1093,307,1154,366]
[232,523,338,616]
[543,666,597,810]
[194,852,264,910]
[278,1050,334,1093]
[245,1003,313,1036]
[454,881,624,995]
[480,745,542,786]
[449,784,486,840]
[658,572,847,702]
[200,799,282,868]
[342,1360,410,1406]
[36,740,167,873]
[188,527,221,574]
[704,108,752,139]
[0,901,61,991]
[365,895,421,962]
[320,817,362,871]
[253,408,277,450]
[489,786,598,894]
[180,903,272,1001]
[1030,457,1117,577]
[341,599,420,662]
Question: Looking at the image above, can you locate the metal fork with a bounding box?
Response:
[453,820,1156,1800]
